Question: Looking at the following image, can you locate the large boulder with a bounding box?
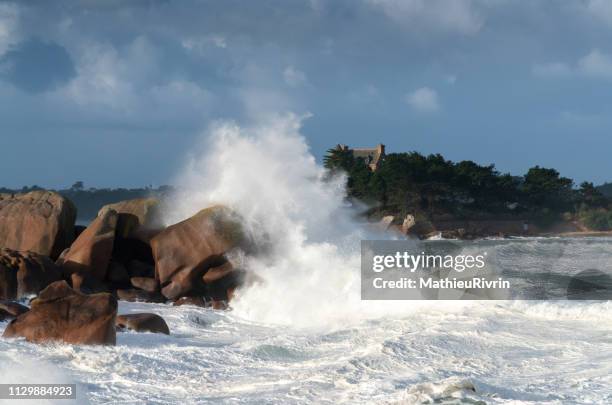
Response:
[60,209,118,280]
[130,277,158,293]
[202,261,234,284]
[3,281,117,345]
[203,262,247,301]
[0,301,29,318]
[98,198,162,239]
[0,191,76,259]
[116,313,169,335]
[94,200,161,275]
[151,206,247,300]
[0,300,29,321]
[0,249,63,300]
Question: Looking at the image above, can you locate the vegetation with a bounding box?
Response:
[324,148,612,229]
[579,209,612,231]
[597,182,612,198]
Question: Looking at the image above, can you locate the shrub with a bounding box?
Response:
[580,209,612,231]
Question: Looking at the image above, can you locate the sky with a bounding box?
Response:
[2,0,612,188]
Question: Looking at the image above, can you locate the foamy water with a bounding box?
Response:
[1,294,611,404]
[1,116,611,404]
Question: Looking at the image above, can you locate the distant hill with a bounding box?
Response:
[0,184,174,224]
[596,183,612,198]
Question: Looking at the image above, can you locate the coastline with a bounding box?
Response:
[419,229,612,240]
[545,230,612,238]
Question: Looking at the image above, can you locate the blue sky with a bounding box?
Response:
[2,0,612,188]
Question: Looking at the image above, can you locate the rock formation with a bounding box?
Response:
[116,313,170,335]
[0,249,63,300]
[60,208,118,280]
[3,281,117,345]
[173,296,207,307]
[0,300,29,321]
[0,191,76,259]
[129,277,159,293]
[151,206,247,300]
[98,197,162,240]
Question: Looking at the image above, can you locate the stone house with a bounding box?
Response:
[335,144,386,171]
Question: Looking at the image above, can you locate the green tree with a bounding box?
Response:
[323,148,354,172]
[71,181,84,191]
[578,181,608,208]
[521,166,574,213]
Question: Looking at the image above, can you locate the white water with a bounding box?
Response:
[164,114,431,327]
[1,115,611,404]
[1,298,611,404]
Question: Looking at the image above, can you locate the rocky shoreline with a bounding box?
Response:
[0,191,254,345]
[373,213,608,240]
[1,190,609,347]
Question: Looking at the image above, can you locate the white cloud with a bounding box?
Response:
[283,65,307,87]
[181,35,227,53]
[532,62,572,78]
[62,42,127,108]
[366,0,483,35]
[445,74,457,84]
[533,49,612,80]
[578,49,612,79]
[57,37,210,120]
[0,3,19,56]
[405,86,439,113]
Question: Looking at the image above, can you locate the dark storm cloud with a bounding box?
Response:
[1,0,612,188]
[1,38,76,93]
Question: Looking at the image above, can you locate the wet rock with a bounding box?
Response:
[210,299,228,310]
[202,261,234,284]
[3,281,117,345]
[173,296,207,307]
[226,287,236,302]
[116,313,169,335]
[206,268,248,302]
[0,300,29,318]
[151,206,248,300]
[130,277,158,293]
[0,249,63,300]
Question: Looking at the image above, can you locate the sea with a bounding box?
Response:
[1,116,611,404]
